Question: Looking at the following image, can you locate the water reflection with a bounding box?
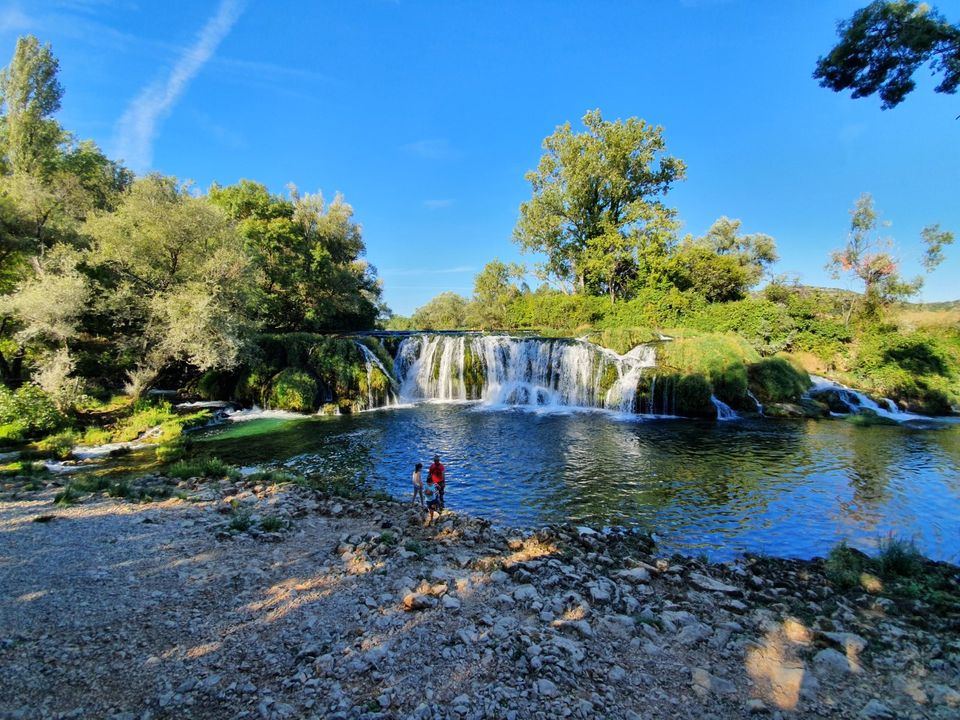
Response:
[195,405,960,561]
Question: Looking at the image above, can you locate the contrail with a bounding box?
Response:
[113,0,244,172]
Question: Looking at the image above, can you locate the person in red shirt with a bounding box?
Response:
[428,454,445,510]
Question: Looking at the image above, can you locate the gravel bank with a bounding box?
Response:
[1,478,959,720]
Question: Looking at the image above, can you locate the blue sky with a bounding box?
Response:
[2,0,958,315]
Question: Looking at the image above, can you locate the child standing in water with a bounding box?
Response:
[411,462,424,507]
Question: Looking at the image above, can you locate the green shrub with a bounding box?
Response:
[246,469,299,485]
[683,299,795,355]
[747,357,811,404]
[877,536,924,579]
[167,457,240,480]
[267,369,317,412]
[33,430,80,460]
[506,292,609,331]
[79,427,113,446]
[0,421,28,444]
[0,385,65,437]
[229,509,253,532]
[825,541,867,589]
[195,369,238,400]
[259,514,284,532]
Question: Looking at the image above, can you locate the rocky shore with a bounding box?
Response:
[1,476,959,720]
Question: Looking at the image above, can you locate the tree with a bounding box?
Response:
[0,35,65,176]
[814,1,960,109]
[514,109,685,300]
[667,218,776,303]
[469,259,525,329]
[208,180,383,332]
[411,292,469,330]
[828,193,954,319]
[85,175,252,394]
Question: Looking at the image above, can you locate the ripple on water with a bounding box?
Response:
[194,405,960,561]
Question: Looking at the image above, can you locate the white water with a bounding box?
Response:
[806,376,924,422]
[710,395,738,421]
[226,406,305,422]
[746,389,763,415]
[354,341,399,409]
[395,335,657,413]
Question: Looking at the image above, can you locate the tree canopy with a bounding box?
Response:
[514,109,686,300]
[814,1,960,109]
[828,193,954,317]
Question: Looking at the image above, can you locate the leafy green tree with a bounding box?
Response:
[667,218,776,303]
[0,35,64,177]
[208,180,382,332]
[468,258,526,329]
[514,109,685,299]
[668,244,753,303]
[814,1,960,109]
[828,193,954,319]
[85,175,252,394]
[411,292,469,330]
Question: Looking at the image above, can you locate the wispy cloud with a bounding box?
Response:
[0,5,32,32]
[381,266,474,277]
[112,0,244,171]
[423,199,454,210]
[402,138,459,160]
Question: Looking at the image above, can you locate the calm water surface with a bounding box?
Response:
[195,405,960,561]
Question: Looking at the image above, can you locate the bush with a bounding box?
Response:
[246,469,299,485]
[825,541,868,589]
[747,357,811,404]
[33,430,80,460]
[0,384,66,437]
[683,299,795,355]
[0,421,28,444]
[877,536,924,579]
[167,457,240,480]
[506,292,609,331]
[267,369,317,412]
[259,514,285,532]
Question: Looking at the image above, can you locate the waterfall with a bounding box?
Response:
[711,395,738,421]
[746,389,764,415]
[395,335,657,413]
[806,375,921,422]
[354,341,399,409]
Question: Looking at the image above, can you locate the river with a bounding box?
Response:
[194,403,960,562]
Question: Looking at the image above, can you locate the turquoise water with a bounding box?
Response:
[195,405,960,561]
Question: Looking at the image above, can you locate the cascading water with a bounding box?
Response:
[395,335,657,413]
[710,395,738,421]
[354,341,399,409]
[806,375,921,422]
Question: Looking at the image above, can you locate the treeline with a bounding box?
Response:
[0,36,383,435]
[390,110,957,414]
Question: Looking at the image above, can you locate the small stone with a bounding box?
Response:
[609,665,626,682]
[746,698,767,713]
[859,699,894,719]
[813,648,859,677]
[513,584,539,602]
[403,593,436,611]
[616,567,651,583]
[688,572,740,595]
[535,678,558,697]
